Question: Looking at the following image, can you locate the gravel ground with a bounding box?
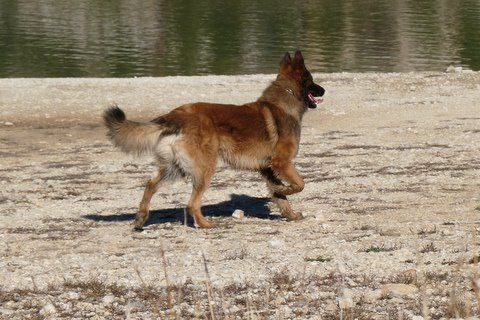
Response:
[1,72,480,319]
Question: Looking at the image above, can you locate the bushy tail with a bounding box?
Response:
[103,105,164,156]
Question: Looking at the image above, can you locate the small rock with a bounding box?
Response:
[232,209,244,219]
[126,300,145,311]
[102,295,115,305]
[279,305,292,318]
[274,296,286,304]
[338,297,353,309]
[363,289,382,302]
[325,300,338,313]
[381,283,418,298]
[446,65,462,73]
[268,239,285,249]
[4,122,14,126]
[314,211,326,222]
[66,291,80,300]
[229,305,240,313]
[39,303,56,316]
[77,302,95,312]
[345,276,356,287]
[337,261,347,274]
[338,288,354,309]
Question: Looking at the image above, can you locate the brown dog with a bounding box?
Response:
[104,50,325,230]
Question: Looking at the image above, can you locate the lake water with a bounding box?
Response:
[1,0,479,77]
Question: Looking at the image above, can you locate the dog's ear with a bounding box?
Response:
[280,52,292,67]
[293,50,304,66]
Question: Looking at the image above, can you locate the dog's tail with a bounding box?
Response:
[103,105,165,156]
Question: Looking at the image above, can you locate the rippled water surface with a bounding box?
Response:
[1,0,479,77]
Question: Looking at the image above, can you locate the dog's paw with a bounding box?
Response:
[133,226,144,232]
[195,219,216,229]
[285,211,303,221]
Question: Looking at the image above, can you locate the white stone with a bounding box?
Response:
[268,239,285,249]
[39,303,56,315]
[363,289,382,302]
[446,65,462,73]
[66,291,80,300]
[381,283,418,298]
[314,211,326,222]
[338,288,354,309]
[338,297,354,309]
[4,122,14,126]
[281,305,292,318]
[325,300,338,313]
[232,209,244,219]
[102,295,115,305]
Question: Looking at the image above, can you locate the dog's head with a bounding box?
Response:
[278,50,325,109]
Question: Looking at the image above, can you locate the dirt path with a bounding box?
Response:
[1,72,479,319]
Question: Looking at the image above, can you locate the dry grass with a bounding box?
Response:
[224,247,248,260]
[420,242,438,253]
[364,244,400,253]
[2,254,480,319]
[304,256,332,263]
[63,279,127,299]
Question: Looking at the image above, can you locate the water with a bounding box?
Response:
[1,0,479,77]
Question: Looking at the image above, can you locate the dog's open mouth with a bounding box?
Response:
[308,92,323,105]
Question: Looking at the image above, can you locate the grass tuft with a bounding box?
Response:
[420,242,438,253]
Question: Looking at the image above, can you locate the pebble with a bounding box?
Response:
[280,305,292,318]
[102,295,115,305]
[338,288,354,309]
[325,300,338,313]
[314,211,326,222]
[338,296,354,309]
[446,65,462,73]
[126,300,145,311]
[268,239,285,249]
[230,305,240,313]
[363,289,382,302]
[39,303,56,315]
[4,122,14,126]
[381,283,418,298]
[232,209,244,219]
[66,291,80,300]
[77,302,95,312]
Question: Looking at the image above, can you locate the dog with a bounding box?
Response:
[103,50,325,230]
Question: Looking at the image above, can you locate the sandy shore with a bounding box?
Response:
[1,72,480,318]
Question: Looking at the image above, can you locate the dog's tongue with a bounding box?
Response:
[308,93,323,105]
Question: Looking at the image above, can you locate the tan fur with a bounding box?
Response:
[103,50,325,230]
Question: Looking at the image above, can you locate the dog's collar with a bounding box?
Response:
[273,82,296,98]
[285,88,295,96]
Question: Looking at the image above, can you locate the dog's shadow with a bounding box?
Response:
[83,194,280,227]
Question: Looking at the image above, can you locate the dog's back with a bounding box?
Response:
[105,101,280,173]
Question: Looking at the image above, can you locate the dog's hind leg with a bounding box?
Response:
[187,166,216,229]
[134,166,166,231]
[260,168,303,221]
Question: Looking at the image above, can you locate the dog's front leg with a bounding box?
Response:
[269,158,305,196]
[260,168,303,221]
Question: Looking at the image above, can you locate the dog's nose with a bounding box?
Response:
[319,86,325,96]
